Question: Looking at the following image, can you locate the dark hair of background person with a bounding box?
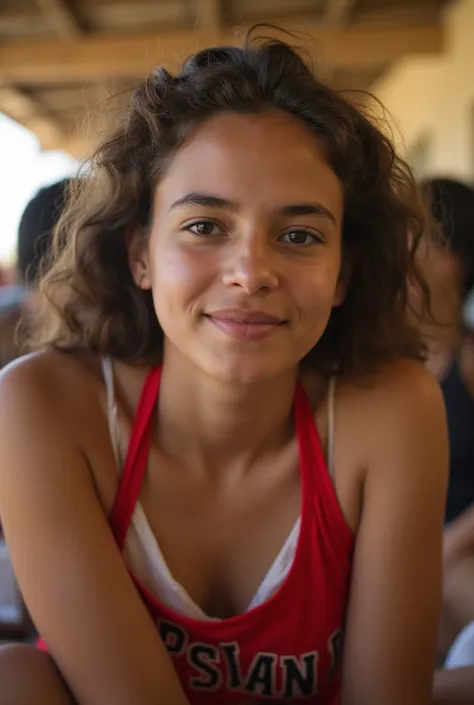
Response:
[27,28,432,377]
[0,305,23,370]
[422,177,474,298]
[17,179,71,286]
[0,178,73,369]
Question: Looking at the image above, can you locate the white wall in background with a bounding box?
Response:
[0,113,77,263]
[373,0,474,181]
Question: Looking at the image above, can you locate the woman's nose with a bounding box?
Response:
[221,237,279,294]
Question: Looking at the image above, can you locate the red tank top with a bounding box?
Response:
[40,367,354,704]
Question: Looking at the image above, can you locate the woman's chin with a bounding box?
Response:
[164,340,297,386]
[202,355,293,387]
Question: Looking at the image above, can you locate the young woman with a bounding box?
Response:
[0,33,448,705]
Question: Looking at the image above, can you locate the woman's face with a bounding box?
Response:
[132,110,346,384]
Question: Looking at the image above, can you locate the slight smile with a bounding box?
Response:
[204,309,288,342]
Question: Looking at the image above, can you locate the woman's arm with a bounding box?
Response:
[0,358,189,705]
[341,361,449,705]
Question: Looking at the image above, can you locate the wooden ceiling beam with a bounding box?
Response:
[0,80,69,151]
[0,23,444,85]
[196,0,221,30]
[355,4,442,26]
[33,0,84,38]
[323,0,357,26]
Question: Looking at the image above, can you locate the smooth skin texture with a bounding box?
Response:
[0,111,448,705]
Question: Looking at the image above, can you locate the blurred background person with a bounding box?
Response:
[415,177,474,663]
[17,178,70,293]
[0,178,71,369]
[0,178,72,641]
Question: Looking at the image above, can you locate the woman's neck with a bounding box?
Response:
[156,345,301,481]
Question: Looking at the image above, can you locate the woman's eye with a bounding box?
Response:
[187,221,223,237]
[280,230,322,245]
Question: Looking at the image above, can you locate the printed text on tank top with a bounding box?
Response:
[101,358,353,704]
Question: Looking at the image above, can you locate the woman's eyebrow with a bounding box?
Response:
[169,191,337,226]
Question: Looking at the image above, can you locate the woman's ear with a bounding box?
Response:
[127,228,151,290]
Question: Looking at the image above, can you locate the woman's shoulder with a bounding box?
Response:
[333,358,446,484]
[0,349,150,448]
[0,350,124,512]
[0,349,105,434]
[339,358,447,486]
[302,359,447,533]
[332,358,448,535]
[338,357,444,420]
[0,348,98,398]
[305,357,444,430]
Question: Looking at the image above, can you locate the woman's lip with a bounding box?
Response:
[205,309,285,324]
[205,316,285,341]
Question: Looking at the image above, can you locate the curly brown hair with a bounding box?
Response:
[28,28,430,376]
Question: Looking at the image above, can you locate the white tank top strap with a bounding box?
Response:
[101,356,122,468]
[327,375,337,479]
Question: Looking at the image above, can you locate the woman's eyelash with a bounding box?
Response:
[279,229,324,245]
[185,220,223,236]
[183,221,324,244]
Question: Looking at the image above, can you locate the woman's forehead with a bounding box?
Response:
[154,111,344,223]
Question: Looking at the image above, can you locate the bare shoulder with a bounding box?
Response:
[307,357,444,429]
[339,357,446,446]
[327,358,448,532]
[0,346,97,386]
[342,358,448,517]
[342,357,443,408]
[0,349,107,477]
[0,349,122,522]
[0,348,100,418]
